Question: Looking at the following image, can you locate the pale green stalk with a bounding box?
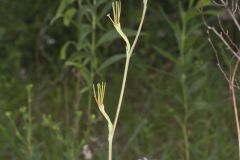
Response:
[86,0,97,141]
[179,4,190,159]
[111,0,148,139]
[93,1,148,160]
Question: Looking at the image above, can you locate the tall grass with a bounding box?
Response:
[157,1,211,159]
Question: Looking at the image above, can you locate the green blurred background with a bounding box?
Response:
[0,0,239,159]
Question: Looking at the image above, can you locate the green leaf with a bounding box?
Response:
[179,2,186,24]
[185,8,199,23]
[189,76,207,94]
[96,0,107,8]
[99,3,111,19]
[65,53,90,68]
[63,8,77,26]
[65,62,91,84]
[51,0,74,24]
[79,5,95,18]
[77,24,92,42]
[194,100,209,110]
[80,87,89,94]
[196,0,211,8]
[80,67,91,86]
[153,46,177,63]
[97,54,126,73]
[65,61,82,68]
[160,7,182,45]
[96,29,137,47]
[203,10,219,16]
[60,41,76,60]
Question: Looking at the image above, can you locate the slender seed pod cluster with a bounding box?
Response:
[107,1,131,55]
[93,82,106,109]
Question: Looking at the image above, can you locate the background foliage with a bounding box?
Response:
[0,0,239,159]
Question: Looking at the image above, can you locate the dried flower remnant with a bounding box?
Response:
[93,82,112,127]
[93,82,112,128]
[107,0,130,54]
[93,82,106,109]
[93,82,112,126]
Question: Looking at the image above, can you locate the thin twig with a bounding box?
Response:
[202,2,240,159]
[229,59,240,160]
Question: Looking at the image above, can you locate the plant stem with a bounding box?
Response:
[112,0,148,139]
[180,23,186,66]
[103,1,148,160]
[230,59,240,160]
[180,76,190,160]
[64,76,70,128]
[182,123,190,160]
[109,57,129,160]
[86,0,97,140]
[112,57,130,136]
[179,5,191,158]
[74,71,81,135]
[27,85,33,158]
[98,105,113,160]
[129,2,148,56]
[108,134,113,160]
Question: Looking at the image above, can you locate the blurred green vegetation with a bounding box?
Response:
[0,0,239,159]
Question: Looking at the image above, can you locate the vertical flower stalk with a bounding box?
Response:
[93,0,148,160]
[108,0,148,137]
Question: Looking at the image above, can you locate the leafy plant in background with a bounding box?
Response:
[154,0,215,159]
[93,0,148,160]
[47,0,138,159]
[1,0,240,159]
[203,0,240,159]
[4,85,42,159]
[50,0,109,158]
[51,0,108,139]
